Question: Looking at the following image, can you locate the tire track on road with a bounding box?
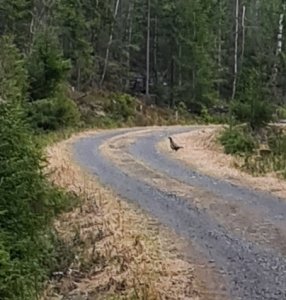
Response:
[101,131,286,258]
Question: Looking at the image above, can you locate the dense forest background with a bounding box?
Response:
[1,0,286,125]
[1,0,286,299]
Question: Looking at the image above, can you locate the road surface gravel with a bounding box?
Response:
[73,127,286,300]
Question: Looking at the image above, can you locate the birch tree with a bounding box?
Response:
[145,0,151,96]
[270,1,286,100]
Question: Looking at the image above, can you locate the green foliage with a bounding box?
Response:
[267,128,286,156]
[232,69,274,129]
[201,106,214,124]
[219,127,256,155]
[0,0,32,50]
[0,101,74,299]
[231,100,274,129]
[105,93,136,122]
[54,0,95,89]
[28,95,81,131]
[0,36,27,103]
[176,101,189,118]
[0,37,76,299]
[242,129,286,179]
[276,106,286,120]
[266,129,286,178]
[1,0,286,121]
[27,30,70,101]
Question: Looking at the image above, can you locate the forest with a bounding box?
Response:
[1,0,286,299]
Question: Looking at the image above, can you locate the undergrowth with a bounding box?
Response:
[219,126,256,155]
[242,128,286,179]
[219,125,286,179]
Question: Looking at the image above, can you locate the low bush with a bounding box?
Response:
[220,126,286,179]
[268,128,286,156]
[231,100,273,130]
[105,93,136,122]
[28,95,81,131]
[275,106,286,120]
[219,127,256,155]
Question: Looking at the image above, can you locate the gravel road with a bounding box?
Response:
[73,127,286,300]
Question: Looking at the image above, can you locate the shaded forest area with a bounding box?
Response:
[1,0,286,299]
[2,0,286,124]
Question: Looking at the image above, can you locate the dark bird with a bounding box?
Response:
[168,136,183,151]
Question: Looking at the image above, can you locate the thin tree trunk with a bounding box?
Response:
[146,0,151,96]
[232,0,239,100]
[241,5,246,68]
[178,44,182,87]
[170,52,175,107]
[192,69,195,98]
[99,0,120,88]
[218,29,222,70]
[154,15,158,85]
[276,3,285,56]
[271,2,286,100]
[192,11,196,98]
[125,0,134,91]
[76,63,81,91]
[255,0,260,22]
[217,0,222,95]
[235,4,246,99]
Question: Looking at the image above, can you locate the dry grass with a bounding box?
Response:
[159,127,286,199]
[43,131,200,300]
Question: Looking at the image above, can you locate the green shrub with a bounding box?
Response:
[177,101,188,117]
[268,129,286,156]
[0,101,75,299]
[105,93,136,122]
[240,128,286,179]
[219,127,256,155]
[0,33,77,300]
[276,106,286,120]
[27,30,70,101]
[0,36,27,103]
[28,96,81,131]
[231,99,273,130]
[232,68,274,129]
[201,106,214,124]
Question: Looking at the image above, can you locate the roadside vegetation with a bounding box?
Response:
[218,69,286,179]
[219,125,286,179]
[0,37,77,300]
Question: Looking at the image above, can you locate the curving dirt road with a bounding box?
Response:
[73,126,286,300]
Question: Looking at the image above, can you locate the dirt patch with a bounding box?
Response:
[158,127,286,199]
[43,131,200,300]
